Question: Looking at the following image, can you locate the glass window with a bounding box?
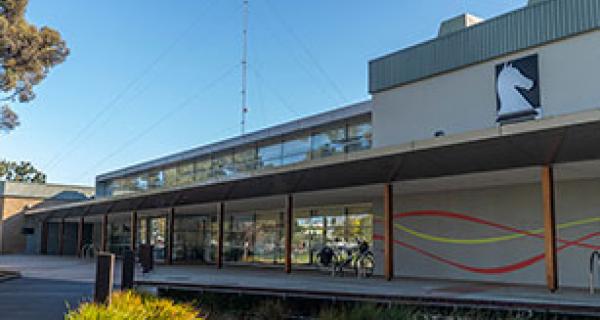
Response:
[173,215,216,264]
[346,121,372,152]
[164,167,177,188]
[194,158,212,182]
[176,162,195,185]
[311,126,346,159]
[224,213,255,263]
[134,174,149,191]
[254,211,283,264]
[212,152,235,178]
[258,142,282,169]
[147,170,165,190]
[292,209,323,265]
[234,147,257,173]
[282,135,310,166]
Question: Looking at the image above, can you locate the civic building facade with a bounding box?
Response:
[27,0,600,291]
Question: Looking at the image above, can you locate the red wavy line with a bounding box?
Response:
[375,210,600,250]
[374,232,600,274]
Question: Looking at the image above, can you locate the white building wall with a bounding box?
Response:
[373,30,600,148]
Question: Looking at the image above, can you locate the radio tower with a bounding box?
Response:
[241,0,249,134]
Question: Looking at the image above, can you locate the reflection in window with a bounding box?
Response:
[164,167,177,188]
[135,174,149,191]
[177,162,194,185]
[311,127,346,159]
[147,171,165,189]
[254,211,284,264]
[292,209,323,265]
[212,153,234,178]
[347,121,372,152]
[283,135,310,165]
[194,158,212,183]
[234,147,257,173]
[173,215,216,264]
[224,213,255,263]
[258,143,282,169]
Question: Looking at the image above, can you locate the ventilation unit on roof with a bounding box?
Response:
[438,13,484,37]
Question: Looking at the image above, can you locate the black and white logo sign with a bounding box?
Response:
[495,54,540,123]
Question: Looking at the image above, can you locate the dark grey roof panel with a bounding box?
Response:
[369,0,600,93]
[97,100,372,182]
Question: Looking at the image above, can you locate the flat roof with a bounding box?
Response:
[28,108,600,219]
[369,0,600,93]
[97,100,372,182]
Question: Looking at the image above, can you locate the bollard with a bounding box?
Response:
[121,250,135,290]
[94,252,115,304]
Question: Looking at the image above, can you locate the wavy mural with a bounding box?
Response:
[374,210,600,274]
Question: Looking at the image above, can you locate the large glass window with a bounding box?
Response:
[254,211,284,264]
[258,142,282,169]
[194,158,212,183]
[173,215,216,264]
[108,215,131,257]
[311,126,346,159]
[224,213,255,263]
[164,167,177,188]
[147,170,165,190]
[282,135,310,166]
[134,174,149,191]
[176,162,195,185]
[346,120,372,152]
[292,209,323,265]
[212,152,235,178]
[234,147,257,173]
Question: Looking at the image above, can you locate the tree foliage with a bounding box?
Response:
[0,159,46,183]
[0,0,69,132]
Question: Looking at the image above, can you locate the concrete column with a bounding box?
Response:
[40,220,49,255]
[101,213,108,252]
[77,216,84,257]
[166,208,175,265]
[285,194,293,274]
[384,183,394,281]
[130,211,137,253]
[58,218,65,256]
[216,202,224,269]
[542,165,558,292]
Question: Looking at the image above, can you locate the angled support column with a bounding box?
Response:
[216,202,224,269]
[166,208,175,265]
[101,213,108,252]
[542,165,558,292]
[58,218,65,256]
[130,211,137,253]
[40,220,49,255]
[384,183,394,281]
[285,194,293,274]
[77,216,84,257]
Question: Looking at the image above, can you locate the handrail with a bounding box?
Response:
[589,251,600,294]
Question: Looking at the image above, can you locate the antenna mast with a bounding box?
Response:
[241,0,249,134]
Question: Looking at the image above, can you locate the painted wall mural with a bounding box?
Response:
[374,210,600,275]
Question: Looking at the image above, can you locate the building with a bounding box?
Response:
[0,181,94,254]
[26,0,600,292]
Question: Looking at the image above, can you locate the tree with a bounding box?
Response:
[0,0,69,132]
[0,160,46,183]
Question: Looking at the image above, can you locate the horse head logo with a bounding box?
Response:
[496,62,537,121]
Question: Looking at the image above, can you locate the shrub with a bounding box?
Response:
[65,291,202,320]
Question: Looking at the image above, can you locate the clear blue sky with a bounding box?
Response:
[0,0,526,186]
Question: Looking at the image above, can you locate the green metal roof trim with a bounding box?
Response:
[369,0,600,93]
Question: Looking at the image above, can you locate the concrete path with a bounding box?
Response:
[0,255,122,320]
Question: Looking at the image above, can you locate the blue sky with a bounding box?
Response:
[0,0,525,186]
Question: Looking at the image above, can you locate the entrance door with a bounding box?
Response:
[149,217,167,263]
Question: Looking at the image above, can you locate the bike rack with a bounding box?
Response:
[589,251,600,294]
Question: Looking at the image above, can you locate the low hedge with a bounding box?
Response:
[65,291,202,320]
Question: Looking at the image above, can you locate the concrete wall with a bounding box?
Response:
[372,177,600,288]
[373,30,600,148]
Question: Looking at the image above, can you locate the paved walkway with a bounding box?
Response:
[137,264,600,316]
[0,255,121,320]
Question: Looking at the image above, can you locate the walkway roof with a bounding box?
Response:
[27,108,600,219]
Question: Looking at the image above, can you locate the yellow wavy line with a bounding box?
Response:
[396,217,600,245]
